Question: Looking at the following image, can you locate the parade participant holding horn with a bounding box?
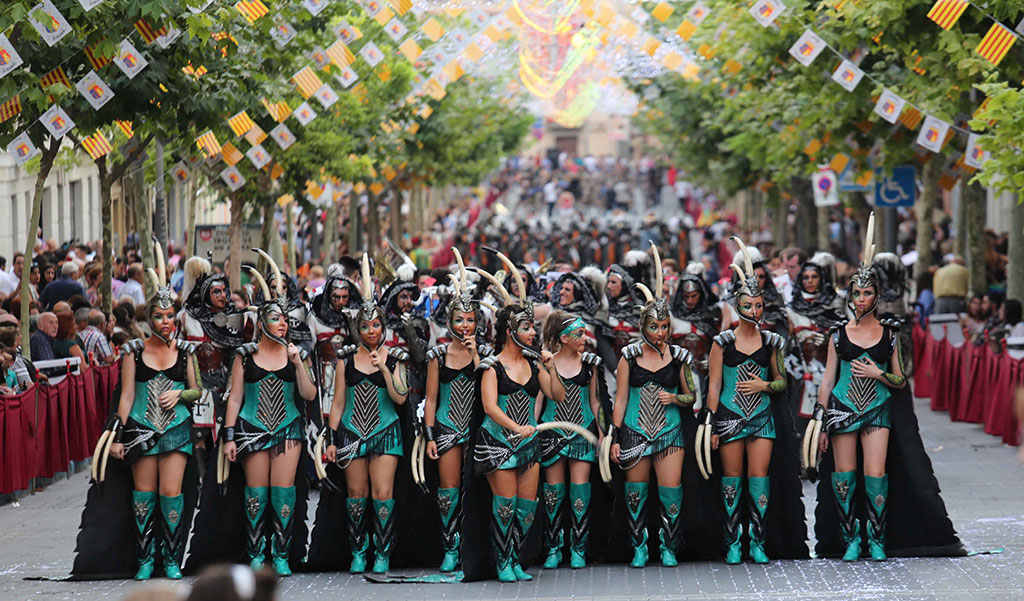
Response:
[703,237,787,565]
[422,249,491,573]
[471,250,566,582]
[322,254,410,575]
[608,244,697,568]
[221,250,317,576]
[96,240,201,581]
[538,309,607,569]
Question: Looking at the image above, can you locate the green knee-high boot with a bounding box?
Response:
[864,475,888,561]
[491,495,517,582]
[568,482,591,569]
[513,497,538,581]
[541,483,566,569]
[270,486,296,576]
[437,488,461,572]
[131,491,157,581]
[158,494,185,580]
[624,482,649,568]
[658,485,683,567]
[831,471,860,561]
[372,499,396,574]
[244,486,269,570]
[747,477,770,564]
[721,477,742,565]
[346,497,369,574]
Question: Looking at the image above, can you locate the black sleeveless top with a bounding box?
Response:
[243,356,297,383]
[135,349,188,383]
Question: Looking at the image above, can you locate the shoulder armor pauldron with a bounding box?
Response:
[622,343,643,360]
[477,355,500,372]
[121,338,145,357]
[880,318,901,331]
[387,346,410,362]
[669,344,693,364]
[581,351,602,367]
[478,343,495,358]
[713,330,736,346]
[336,344,358,359]
[425,345,447,362]
[763,331,785,350]
[235,342,259,358]
[175,339,199,355]
[828,320,850,336]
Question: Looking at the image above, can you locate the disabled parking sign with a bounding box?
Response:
[874,166,915,208]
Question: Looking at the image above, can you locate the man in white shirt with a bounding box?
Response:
[120,263,147,306]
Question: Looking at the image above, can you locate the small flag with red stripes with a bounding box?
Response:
[39,66,70,90]
[81,132,113,159]
[84,39,113,70]
[116,120,134,138]
[221,142,244,166]
[976,22,1016,66]
[926,0,969,31]
[829,153,850,174]
[0,95,21,123]
[388,0,412,15]
[291,67,323,99]
[196,130,222,158]
[234,0,268,22]
[326,40,356,68]
[228,110,256,136]
[134,19,167,44]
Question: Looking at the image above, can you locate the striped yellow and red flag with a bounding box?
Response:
[116,120,134,138]
[82,132,113,159]
[39,66,70,90]
[899,106,923,130]
[234,0,269,22]
[643,38,661,57]
[84,40,112,70]
[228,111,256,136]
[697,44,716,60]
[221,142,243,166]
[651,2,674,23]
[976,22,1016,66]
[377,63,392,82]
[270,163,284,180]
[662,52,684,70]
[677,20,697,41]
[291,67,323,99]
[399,39,422,62]
[261,98,292,122]
[463,43,483,62]
[829,153,851,174]
[0,96,22,124]
[421,18,445,42]
[723,59,742,75]
[182,63,208,79]
[388,0,412,15]
[443,60,464,82]
[369,182,385,196]
[855,170,873,187]
[926,0,969,30]
[326,40,356,68]
[374,7,395,26]
[134,19,167,44]
[196,130,222,158]
[938,173,959,191]
[803,139,822,156]
[617,21,639,40]
[245,125,267,146]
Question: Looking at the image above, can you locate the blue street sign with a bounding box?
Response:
[874,166,916,208]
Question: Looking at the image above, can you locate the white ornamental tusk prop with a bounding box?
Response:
[314,434,327,481]
[695,425,709,481]
[361,253,373,301]
[598,435,613,484]
[493,250,527,305]
[533,421,599,446]
[453,247,468,294]
[650,242,663,300]
[472,268,513,306]
[634,283,655,304]
[152,236,167,286]
[863,211,876,265]
[99,426,116,483]
[254,248,285,298]
[91,429,111,482]
[247,266,272,305]
[410,435,424,485]
[146,268,162,295]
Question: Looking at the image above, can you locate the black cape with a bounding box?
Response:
[813,387,964,557]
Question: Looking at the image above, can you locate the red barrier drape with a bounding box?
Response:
[0,360,123,495]
[957,343,988,424]
[987,353,1023,446]
[983,346,1007,437]
[930,337,961,412]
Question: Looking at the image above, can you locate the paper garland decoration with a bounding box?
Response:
[873,89,905,124]
[789,30,826,66]
[28,1,72,47]
[270,124,295,150]
[76,70,114,110]
[39,104,74,140]
[220,166,246,191]
[115,40,148,79]
[916,115,950,153]
[0,34,25,78]
[831,60,864,92]
[8,132,39,165]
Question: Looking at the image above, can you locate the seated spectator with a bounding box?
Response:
[76,307,114,365]
[30,311,57,361]
[39,262,87,310]
[0,344,19,395]
[53,311,87,367]
[0,325,36,389]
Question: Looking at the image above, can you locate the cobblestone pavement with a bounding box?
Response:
[2,397,1021,601]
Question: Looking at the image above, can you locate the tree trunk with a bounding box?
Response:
[1008,193,1024,301]
[816,206,830,253]
[185,180,197,259]
[153,140,168,251]
[323,200,337,260]
[285,204,296,275]
[96,157,115,318]
[771,188,787,247]
[964,180,987,295]
[132,166,155,297]
[260,201,276,271]
[793,179,816,250]
[953,182,967,258]
[20,139,59,360]
[367,191,380,256]
[228,193,244,290]
[347,191,359,253]
[390,188,403,244]
[914,159,941,278]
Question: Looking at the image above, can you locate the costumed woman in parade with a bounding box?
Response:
[538,309,606,569]
[808,213,962,561]
[722,245,788,335]
[550,267,607,353]
[609,245,697,568]
[221,252,317,576]
[471,251,565,582]
[423,249,490,573]
[77,241,201,581]
[703,237,795,565]
[323,254,410,574]
[785,253,846,425]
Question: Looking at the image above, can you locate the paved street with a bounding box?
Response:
[2,397,1021,601]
